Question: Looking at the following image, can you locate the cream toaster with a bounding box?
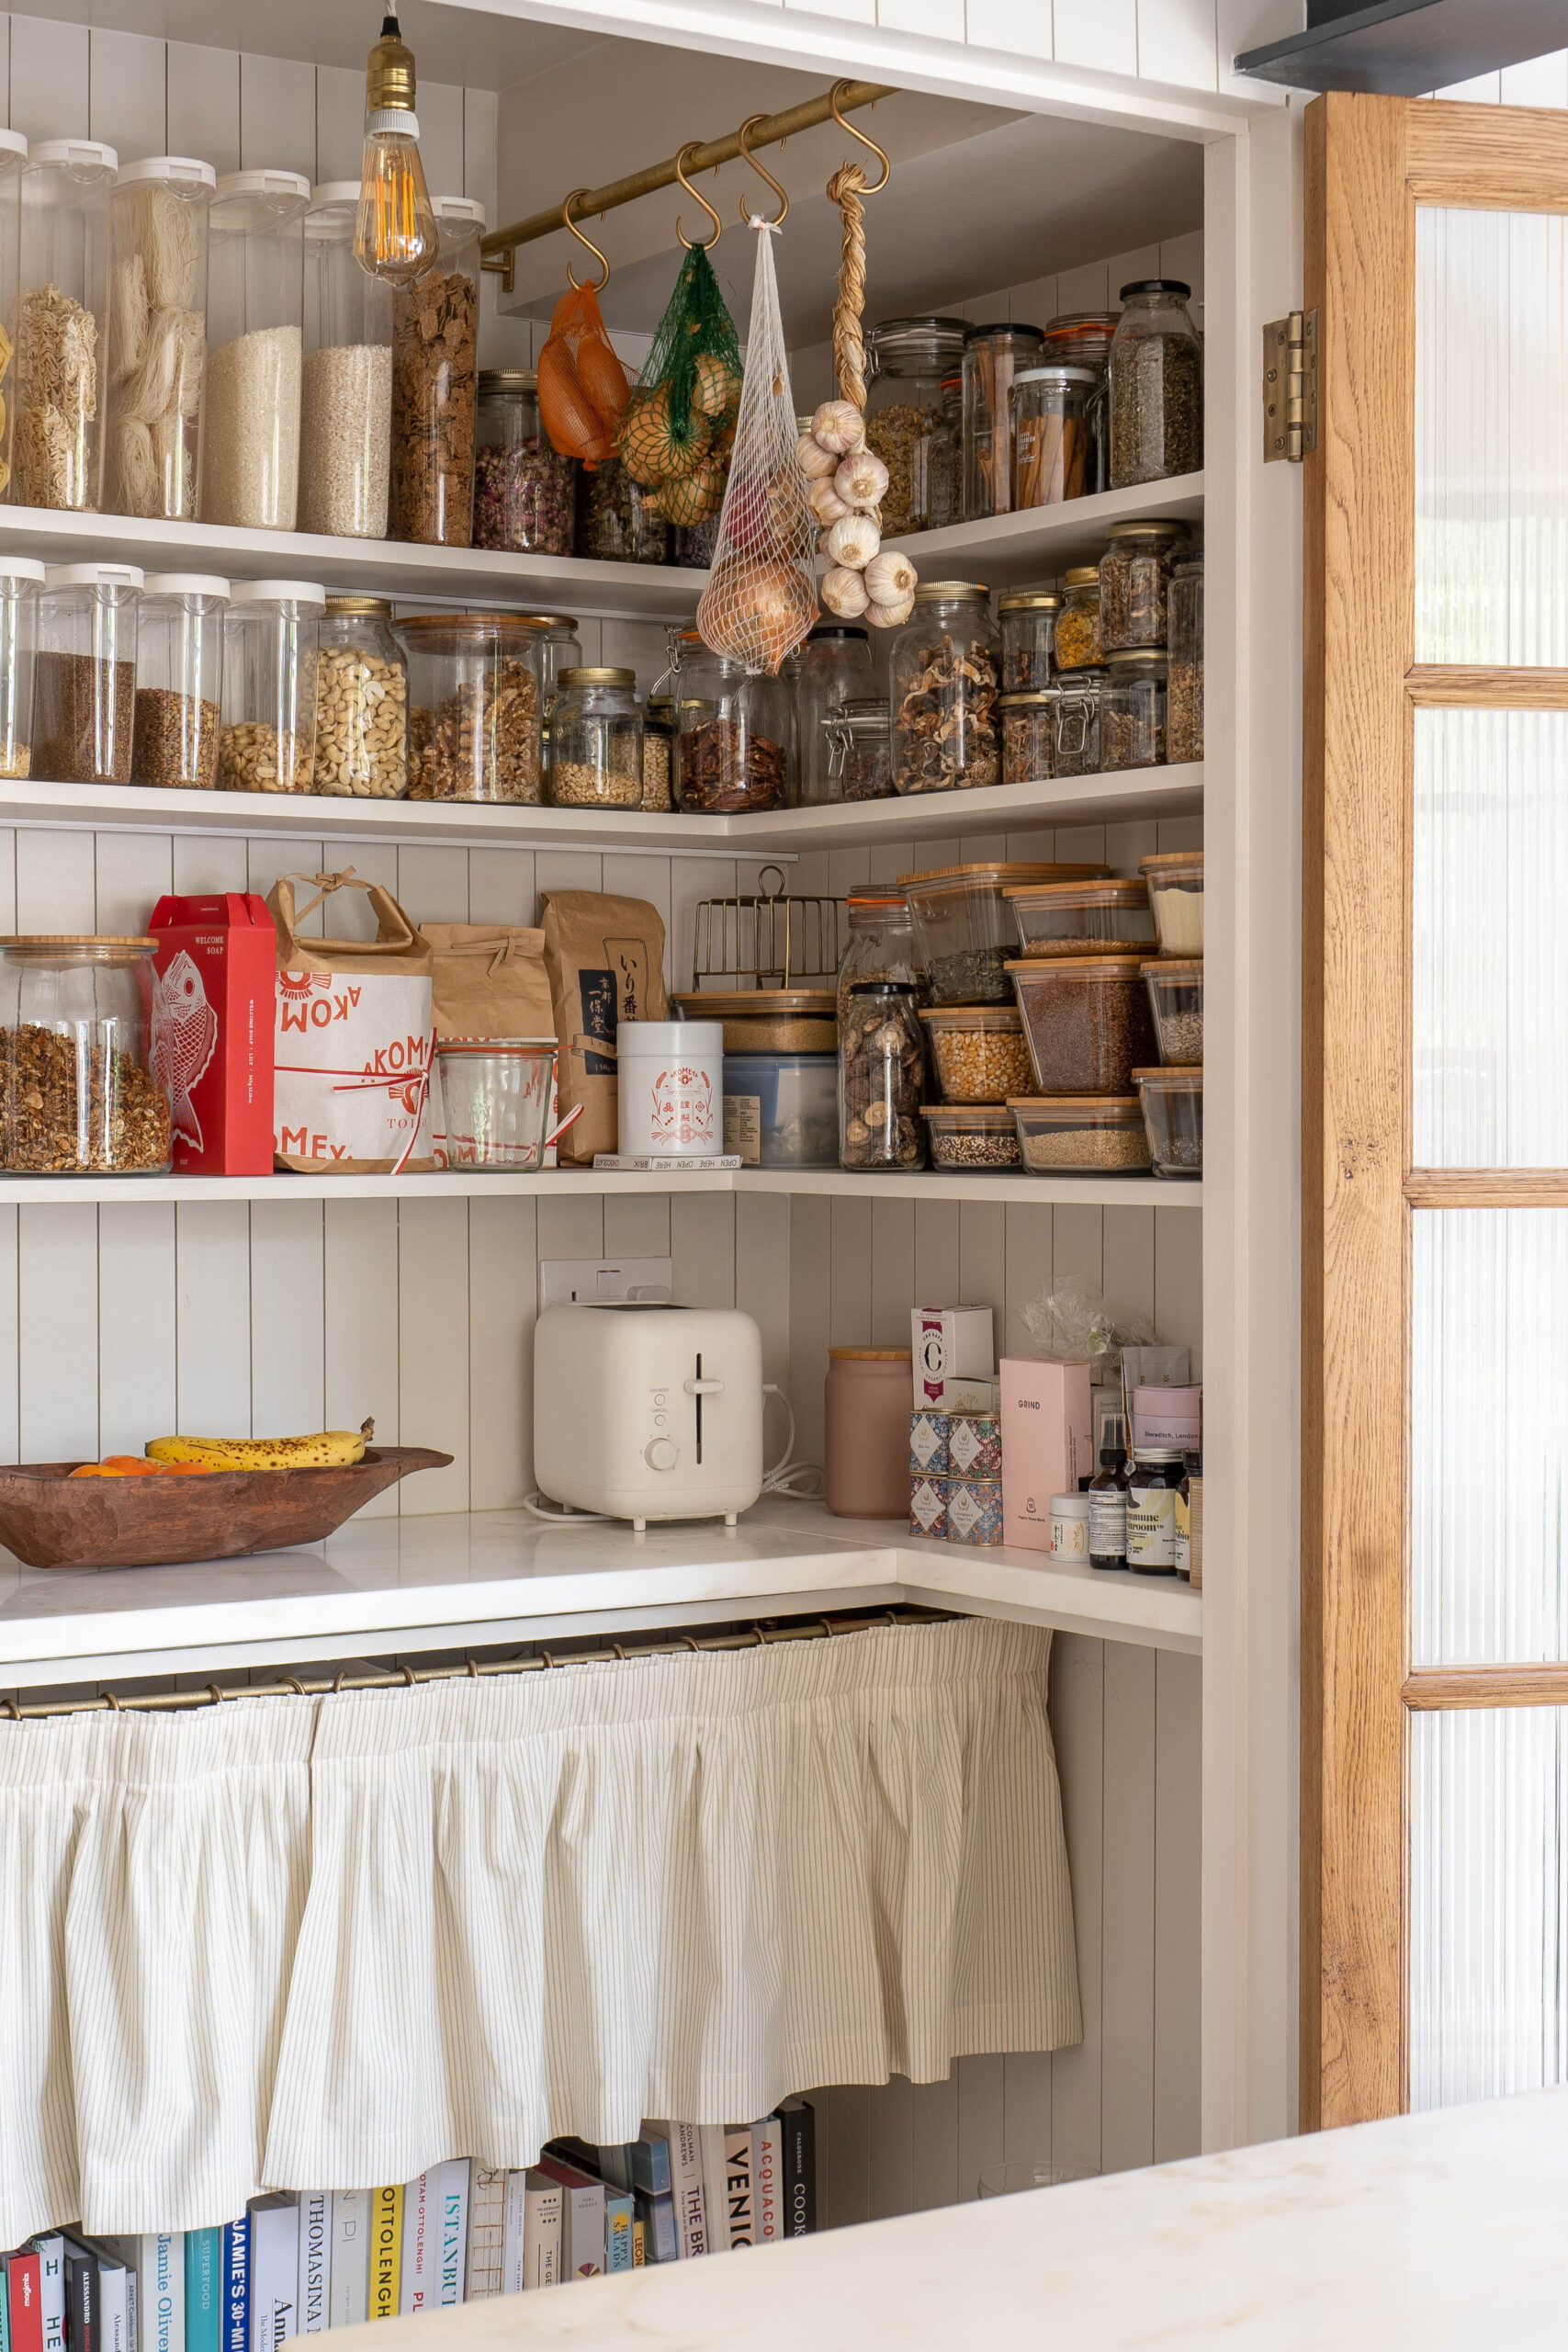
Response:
[533,1303,764,1529]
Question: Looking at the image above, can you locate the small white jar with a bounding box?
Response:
[617,1020,723,1158]
[1050,1490,1091,1560]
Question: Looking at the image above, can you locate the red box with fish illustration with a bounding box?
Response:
[149,894,276,1174]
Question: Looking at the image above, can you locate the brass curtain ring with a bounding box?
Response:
[736,118,788,227]
[674,144,722,251]
[103,1690,123,1711]
[829,81,890,193]
[562,189,611,291]
[283,1677,307,1696]
[207,1683,226,1706]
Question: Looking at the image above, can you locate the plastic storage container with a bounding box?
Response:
[1168,556,1203,763]
[1008,953,1159,1093]
[823,696,896,803]
[1054,568,1102,671]
[132,572,227,790]
[671,632,789,813]
[202,169,309,531]
[400,613,546,803]
[578,455,669,565]
[825,1347,916,1519]
[920,1005,1033,1103]
[218,579,323,793]
[921,1102,1022,1170]
[617,1019,723,1158]
[863,314,970,537]
[1040,311,1119,493]
[15,140,117,512]
[836,892,925,1031]
[474,368,575,555]
[722,1048,837,1168]
[1007,877,1156,957]
[434,1038,555,1171]
[0,557,41,778]
[300,181,393,538]
[1140,849,1204,954]
[0,934,171,1171]
[36,560,141,783]
[902,859,1106,1005]
[1134,1063,1202,1177]
[641,695,675,811]
[1099,518,1188,651]
[890,582,999,795]
[1109,278,1203,488]
[998,590,1061,694]
[0,133,27,498]
[389,193,482,547]
[313,594,407,799]
[105,157,214,520]
[1141,957,1204,1064]
[1048,668,1105,777]
[998,692,1054,786]
[794,624,873,806]
[1102,650,1168,770]
[1010,1093,1152,1175]
[963,322,1043,520]
[547,665,642,808]
[1010,364,1097,507]
[840,979,926,1170]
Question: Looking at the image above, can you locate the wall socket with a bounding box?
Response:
[537,1257,675,1310]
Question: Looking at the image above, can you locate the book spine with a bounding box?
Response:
[697,2127,730,2254]
[326,2199,367,2333]
[294,2203,328,2340]
[463,2170,505,2303]
[220,2222,247,2352]
[752,2119,782,2245]
[568,2187,604,2281]
[521,2180,560,2292]
[134,2239,180,2352]
[124,2279,136,2352]
[723,2129,754,2250]
[367,2191,401,2324]
[64,2253,94,2352]
[779,2101,817,2236]
[435,2161,468,2309]
[96,2269,126,2352]
[631,2222,645,2269]
[397,2176,434,2318]
[246,2208,293,2352]
[7,2256,43,2352]
[33,2242,64,2352]
[662,2123,706,2259]
[604,2197,634,2275]
[500,2175,527,2298]
[184,2233,220,2352]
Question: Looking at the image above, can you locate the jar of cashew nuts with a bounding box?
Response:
[312,594,408,797]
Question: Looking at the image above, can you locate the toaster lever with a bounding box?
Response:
[683,1376,725,1395]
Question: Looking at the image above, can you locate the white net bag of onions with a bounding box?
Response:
[695,223,817,674]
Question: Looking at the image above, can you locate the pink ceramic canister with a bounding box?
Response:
[825,1347,915,1518]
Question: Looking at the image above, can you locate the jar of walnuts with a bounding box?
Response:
[397,613,546,803]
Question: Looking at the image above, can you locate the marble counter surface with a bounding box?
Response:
[322,2089,1568,2351]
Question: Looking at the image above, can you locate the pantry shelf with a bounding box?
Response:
[0,1168,1201,1207]
[885,472,1205,587]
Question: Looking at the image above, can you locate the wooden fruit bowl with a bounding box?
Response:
[0,1448,454,1570]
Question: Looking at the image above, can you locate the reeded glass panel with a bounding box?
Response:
[1412,1209,1568,1665]
[1413,706,1568,1165]
[1416,207,1568,663]
[1411,1706,1568,2112]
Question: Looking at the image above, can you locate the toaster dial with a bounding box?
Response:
[644,1436,679,1471]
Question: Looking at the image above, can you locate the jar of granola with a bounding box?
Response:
[890,582,998,796]
[864,314,970,537]
[398,613,546,804]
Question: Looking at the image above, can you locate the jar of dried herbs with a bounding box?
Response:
[16,140,117,513]
[133,572,227,790]
[1054,570,1103,672]
[999,691,1054,786]
[389,195,482,548]
[839,979,926,1171]
[1100,517,1189,650]
[1101,650,1168,771]
[962,322,1043,520]
[37,560,141,784]
[1168,556,1203,763]
[864,314,970,537]
[202,169,310,532]
[1109,278,1202,489]
[890,582,999,796]
[998,591,1061,694]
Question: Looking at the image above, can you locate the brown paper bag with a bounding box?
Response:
[267,869,435,1173]
[424,923,554,1041]
[540,891,668,1165]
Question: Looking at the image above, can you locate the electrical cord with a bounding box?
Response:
[524,1383,822,1523]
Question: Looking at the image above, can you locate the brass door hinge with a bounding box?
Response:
[1263,308,1317,462]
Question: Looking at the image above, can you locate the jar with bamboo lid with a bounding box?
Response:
[825,1346,915,1518]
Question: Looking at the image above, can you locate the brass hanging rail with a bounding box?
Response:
[479,78,897,292]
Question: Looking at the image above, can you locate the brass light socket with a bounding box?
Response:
[366,16,416,113]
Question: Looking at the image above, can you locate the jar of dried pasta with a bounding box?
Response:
[16,140,117,512]
[105,156,215,521]
[890,582,998,796]
[399,613,546,803]
[313,595,407,798]
[218,580,324,792]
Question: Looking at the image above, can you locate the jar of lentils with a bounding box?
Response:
[1101,650,1168,771]
[474,369,576,555]
[998,589,1061,693]
[313,594,408,798]
[1100,518,1189,650]
[999,690,1055,785]
[547,665,642,808]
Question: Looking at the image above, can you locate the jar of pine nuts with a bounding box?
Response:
[313,594,408,798]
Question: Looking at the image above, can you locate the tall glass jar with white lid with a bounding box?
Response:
[389,194,481,547]
[300,181,393,539]
[202,169,310,531]
[314,594,407,799]
[219,580,324,793]
[132,572,227,790]
[104,157,215,520]
[36,560,141,783]
[0,134,28,502]
[15,139,117,512]
[0,554,41,779]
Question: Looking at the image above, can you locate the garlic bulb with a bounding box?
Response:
[796,431,838,481]
[820,564,871,619]
[807,475,852,526]
[825,511,882,571]
[865,593,915,630]
[863,549,918,608]
[811,398,866,457]
[834,447,890,513]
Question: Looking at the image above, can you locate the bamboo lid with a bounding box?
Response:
[830,1347,913,1361]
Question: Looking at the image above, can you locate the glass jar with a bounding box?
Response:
[36,560,141,783]
[547,666,642,808]
[1100,518,1188,650]
[795,623,874,806]
[399,613,546,803]
[999,692,1054,786]
[671,632,789,813]
[1134,1064,1203,1178]
[998,591,1061,694]
[1109,278,1203,489]
[642,696,675,811]
[202,169,309,531]
[1139,849,1204,955]
[928,374,963,531]
[864,314,970,537]
[474,368,575,555]
[434,1038,556,1172]
[219,579,323,793]
[0,935,171,1171]
[839,979,926,1170]
[132,572,227,790]
[890,582,999,795]
[104,157,214,521]
[1006,876,1156,957]
[0,557,41,779]
[1168,556,1203,763]
[903,859,1105,1007]
[1048,668,1105,777]
[1009,954,1158,1093]
[1102,650,1168,770]
[313,595,407,800]
[920,1102,1021,1171]
[673,513,721,570]
[389,194,482,547]
[919,1004,1033,1103]
[15,140,116,512]
[836,892,925,1032]
[300,180,393,539]
[0,134,26,498]
[1010,1093,1151,1176]
[525,612,581,793]
[962,322,1043,521]
[1141,957,1204,1065]
[579,456,670,565]
[1054,569,1102,672]
[1041,311,1119,493]
[824,698,896,803]
[1010,365,1097,508]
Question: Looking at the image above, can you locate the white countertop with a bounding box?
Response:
[322,2090,1568,2352]
[0,1497,1200,1687]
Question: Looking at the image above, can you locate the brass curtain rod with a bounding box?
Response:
[479,79,897,290]
[1,1605,953,1721]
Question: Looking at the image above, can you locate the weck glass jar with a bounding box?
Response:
[823,698,896,803]
[1109,278,1203,488]
[105,156,215,521]
[962,322,1043,520]
[0,556,42,780]
[890,582,999,795]
[863,314,970,537]
[547,666,643,808]
[1100,517,1189,650]
[389,194,482,547]
[0,934,171,1172]
[313,594,408,799]
[15,140,117,512]
[1168,555,1203,763]
[671,632,789,813]
[474,369,576,555]
[132,572,228,791]
[400,613,546,803]
[839,979,926,1171]
[36,560,141,784]
[795,623,873,805]
[300,181,394,538]
[202,168,310,531]
[1102,650,1168,770]
[1010,364,1097,507]
[998,590,1061,693]
[218,579,323,793]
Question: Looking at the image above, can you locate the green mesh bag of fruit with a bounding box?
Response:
[617,242,743,526]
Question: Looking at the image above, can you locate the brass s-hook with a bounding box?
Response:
[829,79,890,193]
[735,116,788,227]
[561,188,611,290]
[674,143,722,251]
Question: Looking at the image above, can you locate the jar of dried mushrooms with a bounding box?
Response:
[16,139,118,513]
[201,169,310,532]
[105,155,214,522]
[300,182,393,539]
[889,581,999,796]
[389,194,481,548]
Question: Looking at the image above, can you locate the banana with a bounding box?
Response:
[146,1418,374,1470]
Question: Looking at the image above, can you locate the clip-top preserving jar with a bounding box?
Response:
[671,631,789,813]
[389,194,482,547]
[400,613,546,803]
[203,169,309,531]
[1109,278,1203,489]
[219,579,323,792]
[474,369,575,554]
[105,157,214,521]
[0,556,41,779]
[16,139,117,512]
[890,582,999,795]
[902,858,1106,1005]
[795,623,873,805]
[0,934,171,1172]
[963,322,1043,520]
[314,594,407,799]
[547,666,642,808]
[863,314,970,537]
[132,572,227,790]
[300,181,393,538]
[823,697,895,803]
[37,560,141,783]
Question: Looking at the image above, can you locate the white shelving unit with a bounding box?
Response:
[0,1167,1201,1206]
